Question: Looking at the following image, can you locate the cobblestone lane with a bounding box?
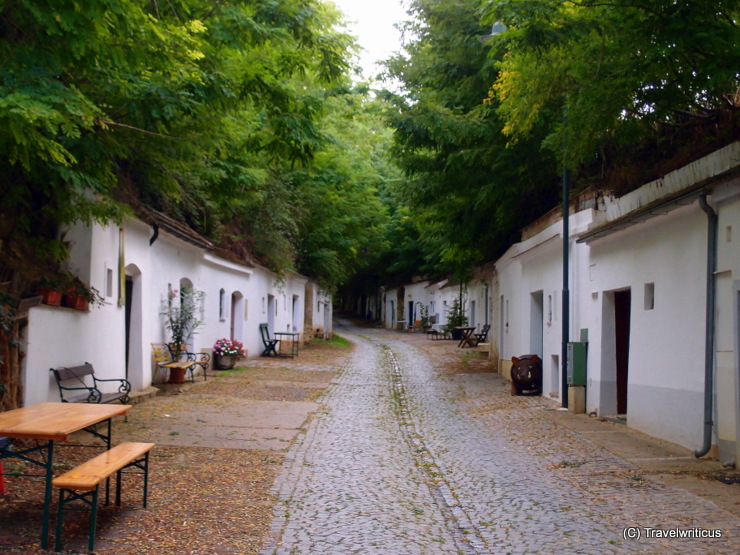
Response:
[261,321,739,554]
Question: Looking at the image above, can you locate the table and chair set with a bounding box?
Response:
[425,323,491,348]
[260,323,300,357]
[3,325,305,549]
[0,402,153,552]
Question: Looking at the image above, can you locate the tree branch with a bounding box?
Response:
[96,119,179,139]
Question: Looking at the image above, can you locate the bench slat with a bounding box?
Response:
[53,442,154,491]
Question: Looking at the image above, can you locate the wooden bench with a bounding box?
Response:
[151,343,197,383]
[50,363,131,406]
[167,343,210,381]
[259,323,280,357]
[53,442,154,552]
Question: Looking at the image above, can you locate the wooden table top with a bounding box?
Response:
[0,402,131,441]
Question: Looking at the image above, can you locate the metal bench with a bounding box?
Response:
[50,363,131,406]
[259,323,280,357]
[53,441,154,552]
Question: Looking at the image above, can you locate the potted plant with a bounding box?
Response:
[417,302,430,331]
[443,298,468,339]
[62,276,104,310]
[161,285,204,373]
[36,275,67,306]
[212,338,246,370]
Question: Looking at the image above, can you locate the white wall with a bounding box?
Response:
[403,281,430,327]
[495,213,594,401]
[713,182,740,463]
[494,144,739,454]
[384,288,398,329]
[586,204,707,448]
[23,215,310,405]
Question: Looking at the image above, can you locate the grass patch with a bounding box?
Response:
[311,333,350,348]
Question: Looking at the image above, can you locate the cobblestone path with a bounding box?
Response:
[261,321,739,554]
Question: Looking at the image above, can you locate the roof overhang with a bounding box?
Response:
[577,185,707,244]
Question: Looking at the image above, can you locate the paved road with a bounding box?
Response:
[261,320,739,554]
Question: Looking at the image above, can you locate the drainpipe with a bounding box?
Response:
[695,194,717,458]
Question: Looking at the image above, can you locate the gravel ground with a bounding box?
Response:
[1,320,737,554]
[0,338,347,554]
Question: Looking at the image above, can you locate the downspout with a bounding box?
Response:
[695,194,717,458]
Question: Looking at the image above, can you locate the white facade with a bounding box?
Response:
[402,280,431,329]
[23,215,317,406]
[304,281,334,339]
[494,142,740,461]
[383,287,399,329]
[465,274,492,334]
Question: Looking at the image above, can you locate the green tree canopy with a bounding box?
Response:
[380,0,560,281]
[484,0,740,169]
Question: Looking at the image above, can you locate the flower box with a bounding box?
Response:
[37,289,62,306]
[62,293,89,311]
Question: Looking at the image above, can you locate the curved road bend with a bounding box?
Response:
[261,318,740,554]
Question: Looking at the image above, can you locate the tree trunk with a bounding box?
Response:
[0,321,23,412]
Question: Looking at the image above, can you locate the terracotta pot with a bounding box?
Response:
[38,289,62,306]
[215,355,236,370]
[169,366,187,384]
[62,294,88,311]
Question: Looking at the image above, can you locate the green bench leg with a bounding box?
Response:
[54,452,150,552]
[54,487,99,552]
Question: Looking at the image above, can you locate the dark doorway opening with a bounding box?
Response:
[614,289,631,415]
[124,276,133,378]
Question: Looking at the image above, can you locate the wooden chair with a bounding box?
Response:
[474,324,491,345]
[259,324,280,357]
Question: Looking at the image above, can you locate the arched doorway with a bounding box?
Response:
[124,264,144,390]
[231,291,244,342]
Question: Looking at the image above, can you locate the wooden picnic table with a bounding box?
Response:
[454,326,477,348]
[0,402,131,549]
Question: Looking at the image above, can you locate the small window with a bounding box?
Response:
[219,289,226,320]
[644,283,655,310]
[105,267,114,298]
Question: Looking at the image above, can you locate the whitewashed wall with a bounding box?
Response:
[437,283,461,330]
[402,281,431,328]
[495,212,593,401]
[23,216,309,406]
[709,181,740,463]
[586,204,707,448]
[465,279,491,334]
[303,281,332,339]
[494,143,739,455]
[383,287,398,329]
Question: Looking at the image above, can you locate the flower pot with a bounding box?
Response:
[62,294,88,311]
[214,354,236,370]
[169,366,187,384]
[38,289,62,306]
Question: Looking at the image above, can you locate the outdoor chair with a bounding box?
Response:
[474,324,491,345]
[259,323,280,357]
